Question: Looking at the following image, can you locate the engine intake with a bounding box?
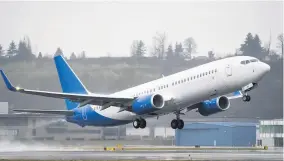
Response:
[131,94,164,115]
[198,96,230,116]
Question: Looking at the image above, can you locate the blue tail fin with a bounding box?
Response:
[54,55,89,110]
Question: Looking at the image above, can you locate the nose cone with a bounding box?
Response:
[263,63,270,73]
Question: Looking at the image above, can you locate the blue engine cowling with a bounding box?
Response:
[198,96,230,116]
[131,94,165,115]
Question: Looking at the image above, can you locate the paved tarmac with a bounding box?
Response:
[0,150,282,160]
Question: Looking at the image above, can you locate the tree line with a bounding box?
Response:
[0,37,86,61]
[0,32,283,62]
[131,32,284,61]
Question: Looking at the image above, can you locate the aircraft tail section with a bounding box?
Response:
[54,55,89,110]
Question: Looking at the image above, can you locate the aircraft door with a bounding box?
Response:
[225,64,232,77]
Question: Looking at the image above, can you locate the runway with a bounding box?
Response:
[0,150,282,161]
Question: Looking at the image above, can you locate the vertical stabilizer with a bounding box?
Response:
[54,55,89,110]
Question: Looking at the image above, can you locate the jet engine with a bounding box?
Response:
[198,96,230,116]
[131,94,165,115]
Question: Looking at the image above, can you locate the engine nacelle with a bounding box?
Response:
[131,94,165,115]
[198,96,230,116]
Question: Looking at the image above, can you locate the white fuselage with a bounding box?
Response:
[90,56,270,122]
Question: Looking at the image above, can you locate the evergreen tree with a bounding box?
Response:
[0,44,4,56]
[131,40,146,57]
[55,47,63,56]
[17,37,35,60]
[7,41,17,57]
[70,52,77,59]
[38,52,43,59]
[240,33,264,59]
[79,51,86,59]
[208,50,215,60]
[174,42,183,58]
[137,40,146,57]
[166,44,174,59]
[252,34,265,59]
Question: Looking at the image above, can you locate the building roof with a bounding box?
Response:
[185,122,257,127]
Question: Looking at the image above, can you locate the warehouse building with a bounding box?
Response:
[259,119,283,147]
[175,122,257,146]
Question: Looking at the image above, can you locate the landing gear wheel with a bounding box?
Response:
[242,95,251,102]
[171,119,178,129]
[133,119,140,129]
[140,119,146,129]
[177,119,184,129]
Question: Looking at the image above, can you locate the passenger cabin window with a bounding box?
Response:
[241,60,246,65]
[245,60,250,64]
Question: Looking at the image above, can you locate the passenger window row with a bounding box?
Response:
[133,68,217,97]
[172,69,217,86]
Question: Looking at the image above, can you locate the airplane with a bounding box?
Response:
[0,55,270,129]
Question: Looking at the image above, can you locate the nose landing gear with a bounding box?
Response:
[242,94,251,102]
[241,83,257,102]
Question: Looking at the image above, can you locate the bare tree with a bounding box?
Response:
[264,30,272,56]
[152,32,167,59]
[277,33,283,56]
[183,37,197,59]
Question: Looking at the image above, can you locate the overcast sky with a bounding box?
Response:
[0,1,282,58]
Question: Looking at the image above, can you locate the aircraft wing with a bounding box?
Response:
[13,109,74,116]
[0,70,134,107]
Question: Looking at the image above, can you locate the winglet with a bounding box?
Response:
[0,70,16,91]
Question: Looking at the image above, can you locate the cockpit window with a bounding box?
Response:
[241,59,256,65]
[250,59,258,62]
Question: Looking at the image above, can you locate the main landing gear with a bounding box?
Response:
[171,119,184,129]
[133,118,146,129]
[171,111,184,129]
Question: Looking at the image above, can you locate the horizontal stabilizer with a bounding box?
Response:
[13,109,74,116]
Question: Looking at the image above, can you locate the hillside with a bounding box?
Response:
[0,57,282,122]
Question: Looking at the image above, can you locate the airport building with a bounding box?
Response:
[175,122,257,147]
[258,119,283,147]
